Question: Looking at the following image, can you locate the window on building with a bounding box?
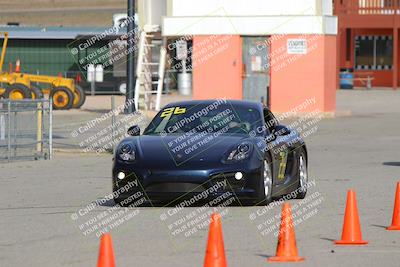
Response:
[346,29,351,61]
[376,36,393,67]
[355,35,393,70]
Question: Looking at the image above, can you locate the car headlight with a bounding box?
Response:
[118,143,136,161]
[225,142,253,162]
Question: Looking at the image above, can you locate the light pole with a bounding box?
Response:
[125,0,136,113]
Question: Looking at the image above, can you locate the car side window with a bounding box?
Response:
[263,108,278,133]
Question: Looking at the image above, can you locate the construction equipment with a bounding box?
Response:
[0,32,85,110]
[23,74,86,110]
[0,32,32,100]
[0,32,8,73]
[134,31,166,111]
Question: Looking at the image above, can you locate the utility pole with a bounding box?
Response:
[125,0,136,113]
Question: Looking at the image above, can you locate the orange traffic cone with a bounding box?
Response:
[268,203,304,262]
[97,233,116,267]
[334,190,368,245]
[203,213,227,267]
[15,59,21,73]
[387,182,400,230]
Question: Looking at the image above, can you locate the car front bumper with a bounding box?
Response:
[112,159,264,204]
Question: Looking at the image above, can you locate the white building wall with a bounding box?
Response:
[163,16,337,36]
[166,0,333,16]
[163,0,337,36]
[138,0,167,31]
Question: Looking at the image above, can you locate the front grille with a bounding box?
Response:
[145,182,205,193]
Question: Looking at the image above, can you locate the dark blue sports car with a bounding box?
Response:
[112,99,308,206]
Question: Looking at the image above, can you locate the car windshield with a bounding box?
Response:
[143,101,263,136]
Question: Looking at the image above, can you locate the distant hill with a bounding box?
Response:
[0,0,126,27]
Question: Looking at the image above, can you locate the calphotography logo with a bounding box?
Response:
[157,175,237,249]
[71,178,147,237]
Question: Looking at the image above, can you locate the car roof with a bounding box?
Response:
[164,99,265,110]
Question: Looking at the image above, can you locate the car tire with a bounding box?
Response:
[257,153,273,205]
[295,148,308,199]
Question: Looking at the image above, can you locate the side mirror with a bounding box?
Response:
[127,125,140,136]
[273,125,291,137]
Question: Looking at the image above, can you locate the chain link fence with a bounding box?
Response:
[0,99,52,162]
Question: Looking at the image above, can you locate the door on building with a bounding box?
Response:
[242,36,270,106]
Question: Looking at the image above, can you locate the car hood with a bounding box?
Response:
[120,134,255,168]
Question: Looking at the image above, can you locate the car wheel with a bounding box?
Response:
[257,154,273,205]
[295,148,308,199]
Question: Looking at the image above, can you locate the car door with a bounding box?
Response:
[263,108,290,186]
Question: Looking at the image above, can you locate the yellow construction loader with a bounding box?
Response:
[0,32,86,109]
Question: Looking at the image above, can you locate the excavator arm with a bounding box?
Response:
[0,32,9,73]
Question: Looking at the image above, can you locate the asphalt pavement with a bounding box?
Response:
[1,89,400,267]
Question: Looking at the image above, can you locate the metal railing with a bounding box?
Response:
[0,99,52,162]
[335,0,400,15]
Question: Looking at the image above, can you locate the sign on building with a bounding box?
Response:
[287,39,307,54]
[176,40,188,60]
